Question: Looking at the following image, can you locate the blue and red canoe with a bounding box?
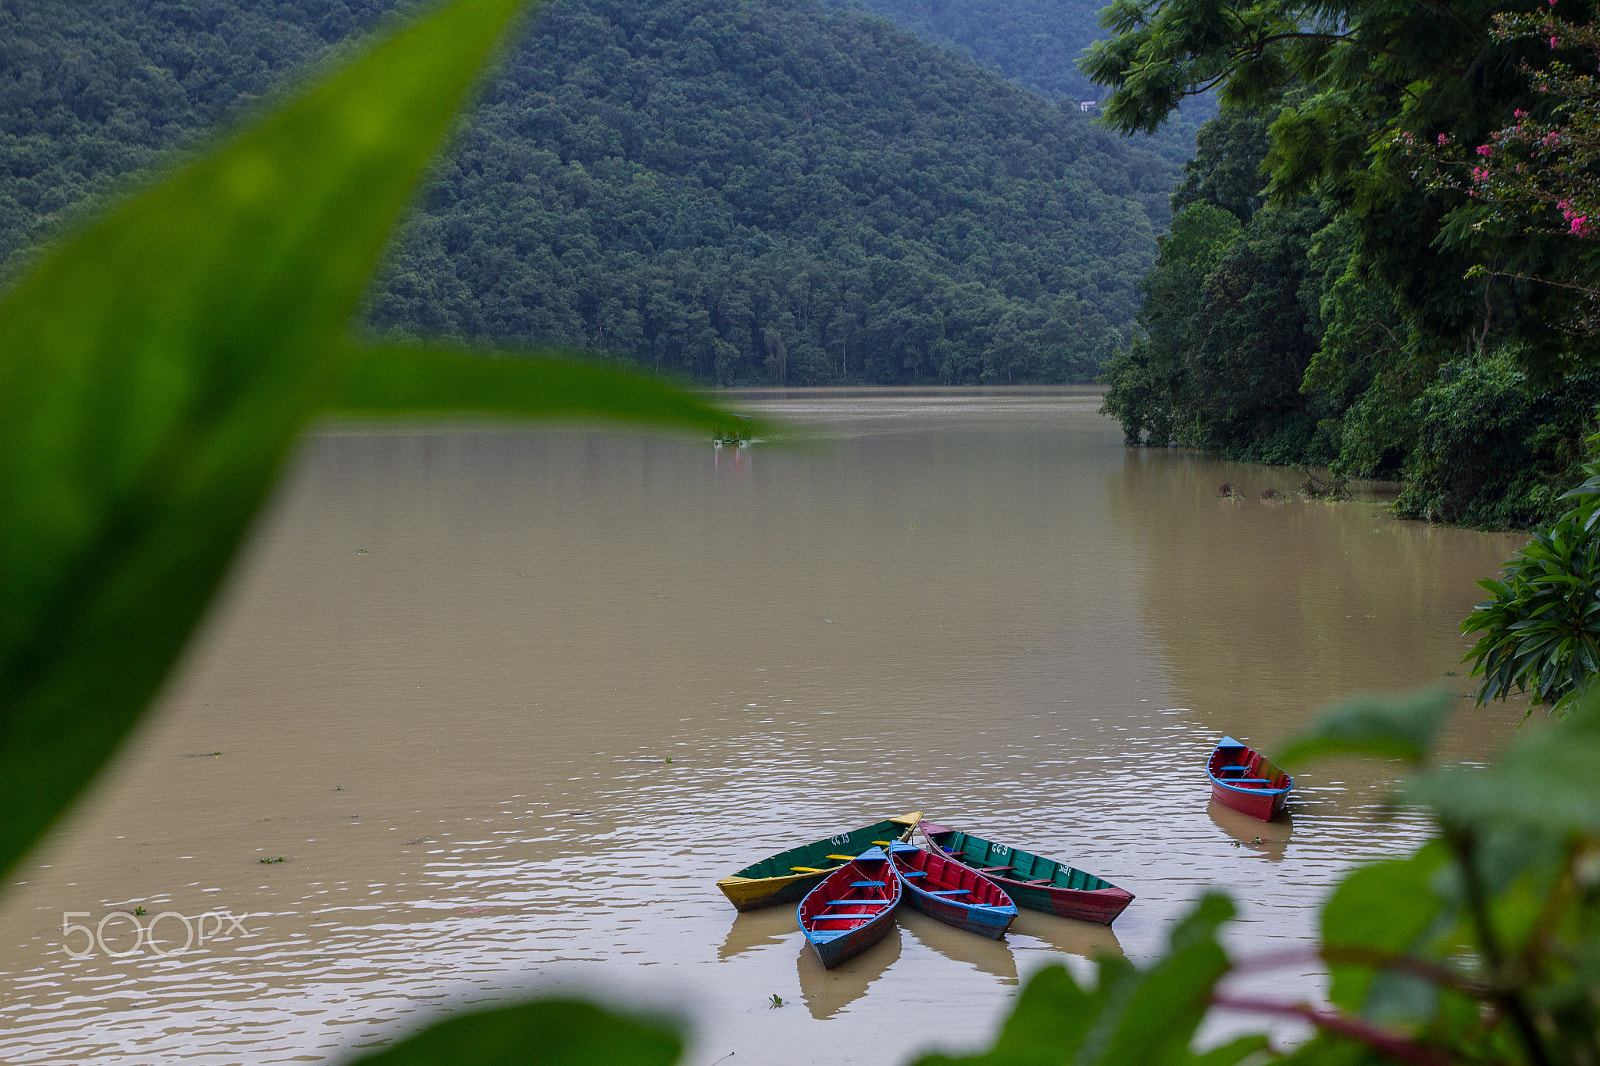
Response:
[887,840,1016,940]
[797,846,901,969]
[1208,736,1292,821]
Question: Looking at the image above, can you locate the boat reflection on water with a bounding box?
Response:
[1008,909,1124,962]
[896,906,1018,985]
[1208,799,1293,860]
[797,922,902,1019]
[718,905,797,961]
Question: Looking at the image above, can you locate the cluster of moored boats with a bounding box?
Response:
[716,737,1293,969]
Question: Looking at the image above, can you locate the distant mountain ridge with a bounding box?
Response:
[1,0,1175,384]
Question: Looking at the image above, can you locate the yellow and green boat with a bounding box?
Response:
[717,812,922,911]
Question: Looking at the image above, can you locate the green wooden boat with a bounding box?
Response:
[922,822,1133,925]
[717,812,921,911]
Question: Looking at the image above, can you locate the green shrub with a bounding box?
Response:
[1395,351,1600,529]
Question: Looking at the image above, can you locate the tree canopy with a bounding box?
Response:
[1092,0,1600,526]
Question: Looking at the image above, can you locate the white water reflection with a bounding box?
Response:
[0,389,1526,1064]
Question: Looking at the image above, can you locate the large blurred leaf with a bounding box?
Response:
[1320,843,1448,1016]
[0,0,737,882]
[912,894,1248,1066]
[341,1000,681,1066]
[1409,690,1600,835]
[331,343,737,429]
[1277,690,1455,769]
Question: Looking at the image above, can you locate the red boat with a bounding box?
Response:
[919,823,1133,925]
[887,841,1016,939]
[796,847,901,969]
[1207,736,1292,821]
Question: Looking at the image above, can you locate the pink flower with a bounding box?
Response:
[1515,109,1529,117]
[1544,132,1561,146]
[1552,35,1560,47]
[1476,144,1495,155]
[1472,166,1490,182]
[1438,133,1449,145]
[1571,215,1591,236]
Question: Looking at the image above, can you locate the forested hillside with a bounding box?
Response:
[0,0,1176,384]
[0,0,403,258]
[828,0,1207,164]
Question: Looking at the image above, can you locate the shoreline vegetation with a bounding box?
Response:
[1096,108,1600,534]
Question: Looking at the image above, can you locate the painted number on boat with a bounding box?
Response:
[830,834,850,846]
[992,845,1009,856]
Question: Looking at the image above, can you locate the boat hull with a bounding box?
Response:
[921,824,1132,926]
[1210,780,1288,821]
[717,812,921,911]
[809,908,896,969]
[997,879,1134,924]
[1207,737,1292,823]
[798,848,900,970]
[889,842,1015,939]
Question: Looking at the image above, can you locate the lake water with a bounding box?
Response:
[0,388,1530,1064]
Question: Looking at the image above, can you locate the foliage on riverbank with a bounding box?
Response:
[1093,0,1600,529]
[1465,452,1600,716]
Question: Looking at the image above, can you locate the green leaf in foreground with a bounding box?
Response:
[1409,688,1600,835]
[1320,843,1448,1016]
[330,343,739,430]
[912,894,1240,1066]
[1277,689,1456,769]
[341,1000,681,1066]
[0,0,738,883]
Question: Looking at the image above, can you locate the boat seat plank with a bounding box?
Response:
[825,899,889,906]
[815,913,879,919]
[850,881,886,887]
[1023,878,1054,886]
[928,889,970,896]
[901,871,928,878]
[976,866,1014,872]
[1222,778,1272,785]
[791,866,831,873]
[826,855,856,861]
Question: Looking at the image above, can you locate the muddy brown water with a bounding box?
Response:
[0,388,1529,1064]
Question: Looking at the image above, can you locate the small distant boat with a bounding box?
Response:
[1207,736,1292,821]
[713,413,756,447]
[920,823,1133,925]
[797,846,901,969]
[887,840,1015,939]
[717,812,921,911]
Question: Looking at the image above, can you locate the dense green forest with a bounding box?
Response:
[826,0,1209,164]
[0,0,1179,385]
[1093,8,1600,528]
